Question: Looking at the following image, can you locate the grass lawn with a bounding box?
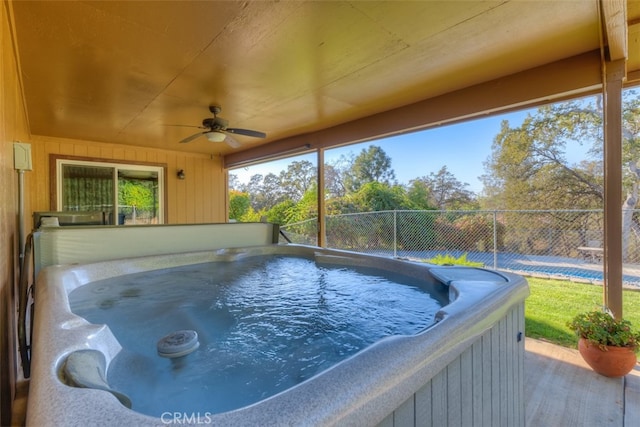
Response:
[524,277,640,349]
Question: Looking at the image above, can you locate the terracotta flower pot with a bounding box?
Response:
[578,338,638,377]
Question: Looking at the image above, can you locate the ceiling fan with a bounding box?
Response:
[176,105,266,148]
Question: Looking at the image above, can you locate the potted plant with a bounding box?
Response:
[567,309,639,377]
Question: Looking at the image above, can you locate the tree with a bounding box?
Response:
[349,182,412,212]
[620,90,640,258]
[324,161,348,198]
[344,145,396,192]
[405,179,434,210]
[260,173,286,208]
[243,173,263,197]
[228,173,241,191]
[229,190,251,220]
[412,166,476,210]
[265,199,296,225]
[238,172,286,211]
[481,99,604,210]
[279,160,316,202]
[283,184,318,223]
[481,91,640,260]
[118,179,155,209]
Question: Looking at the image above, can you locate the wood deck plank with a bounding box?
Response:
[624,365,640,427]
[525,339,627,427]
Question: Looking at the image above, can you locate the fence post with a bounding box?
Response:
[393,210,397,258]
[493,210,498,269]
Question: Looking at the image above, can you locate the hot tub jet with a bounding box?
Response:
[157,330,200,358]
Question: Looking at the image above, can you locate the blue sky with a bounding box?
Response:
[230,103,593,194]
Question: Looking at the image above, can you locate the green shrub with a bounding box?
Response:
[425,252,484,267]
[567,310,640,350]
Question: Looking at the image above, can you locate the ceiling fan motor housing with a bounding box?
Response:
[202,117,228,130]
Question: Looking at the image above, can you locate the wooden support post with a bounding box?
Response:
[602,59,625,319]
[317,148,326,248]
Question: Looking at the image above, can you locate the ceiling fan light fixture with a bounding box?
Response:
[205,131,226,142]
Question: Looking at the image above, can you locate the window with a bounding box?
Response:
[54,157,165,225]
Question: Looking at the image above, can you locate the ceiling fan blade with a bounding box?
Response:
[226,128,266,138]
[224,134,242,148]
[164,124,206,129]
[179,132,205,143]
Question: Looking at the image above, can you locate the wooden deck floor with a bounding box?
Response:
[525,338,640,427]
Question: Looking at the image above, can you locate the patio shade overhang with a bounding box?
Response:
[7,0,639,163]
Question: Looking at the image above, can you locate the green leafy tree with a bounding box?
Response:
[238,172,286,211]
[480,99,604,258]
[229,190,251,220]
[349,182,411,212]
[118,179,155,209]
[480,91,640,259]
[284,184,318,223]
[280,160,316,202]
[265,200,296,225]
[345,145,396,192]
[412,166,476,210]
[240,208,264,222]
[481,99,604,210]
[261,173,286,207]
[405,179,435,210]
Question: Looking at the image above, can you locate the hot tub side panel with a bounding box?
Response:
[376,302,525,427]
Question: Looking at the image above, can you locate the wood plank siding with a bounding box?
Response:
[24,135,227,225]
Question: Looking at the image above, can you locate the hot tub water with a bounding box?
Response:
[69,255,447,417]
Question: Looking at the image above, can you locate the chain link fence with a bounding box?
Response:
[280,210,640,287]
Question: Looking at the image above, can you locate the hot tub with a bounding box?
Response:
[26,225,528,426]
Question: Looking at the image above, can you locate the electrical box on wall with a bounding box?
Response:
[13,142,32,171]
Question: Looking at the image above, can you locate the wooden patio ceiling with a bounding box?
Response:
[8,1,640,166]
